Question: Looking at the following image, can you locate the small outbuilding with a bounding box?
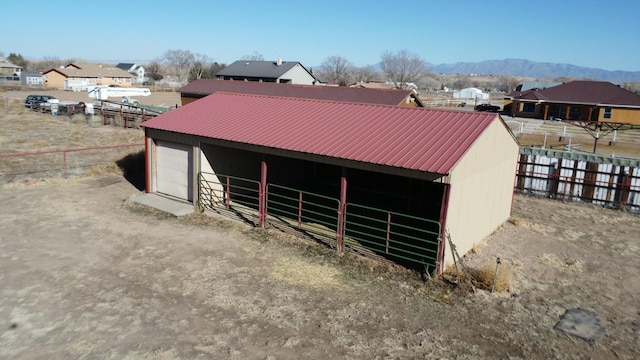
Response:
[20,71,44,86]
[141,93,520,273]
[453,87,489,101]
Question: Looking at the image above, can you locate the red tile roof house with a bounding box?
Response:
[178,79,424,107]
[504,80,640,126]
[140,92,519,274]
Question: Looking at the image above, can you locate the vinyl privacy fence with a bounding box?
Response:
[515,147,640,213]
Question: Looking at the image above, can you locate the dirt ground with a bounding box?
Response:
[0,177,638,359]
[1,91,639,359]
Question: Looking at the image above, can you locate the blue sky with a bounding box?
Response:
[3,0,639,72]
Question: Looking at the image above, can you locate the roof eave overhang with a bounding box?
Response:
[219,138,448,182]
[598,103,640,109]
[143,128,447,182]
[515,98,640,108]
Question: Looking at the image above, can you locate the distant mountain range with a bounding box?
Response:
[429,59,640,83]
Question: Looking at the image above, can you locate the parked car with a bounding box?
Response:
[24,95,56,110]
[474,103,501,112]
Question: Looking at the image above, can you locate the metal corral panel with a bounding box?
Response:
[156,141,193,201]
[142,92,504,176]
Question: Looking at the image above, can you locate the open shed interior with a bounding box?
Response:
[200,142,445,271]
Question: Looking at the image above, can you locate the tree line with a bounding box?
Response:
[3,50,638,95]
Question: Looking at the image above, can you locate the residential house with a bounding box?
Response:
[116,63,145,83]
[20,71,44,86]
[215,59,318,85]
[42,62,134,89]
[178,79,424,107]
[505,80,640,126]
[0,58,21,81]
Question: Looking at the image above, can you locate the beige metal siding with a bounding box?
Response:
[443,119,519,268]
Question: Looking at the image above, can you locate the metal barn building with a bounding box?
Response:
[140,92,520,274]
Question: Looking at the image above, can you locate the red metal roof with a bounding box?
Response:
[178,79,421,106]
[141,93,503,175]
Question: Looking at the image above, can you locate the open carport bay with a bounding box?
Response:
[199,143,445,271]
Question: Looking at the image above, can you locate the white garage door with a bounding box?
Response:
[156,141,193,201]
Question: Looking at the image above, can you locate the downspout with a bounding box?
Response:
[437,182,451,275]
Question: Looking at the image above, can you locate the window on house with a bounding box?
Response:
[522,103,535,112]
[603,107,612,119]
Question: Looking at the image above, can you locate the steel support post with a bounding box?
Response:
[336,168,348,252]
[259,159,267,228]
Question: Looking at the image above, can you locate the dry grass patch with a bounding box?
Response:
[270,257,345,289]
[0,106,144,184]
[441,259,510,294]
[508,216,526,226]
[471,261,510,292]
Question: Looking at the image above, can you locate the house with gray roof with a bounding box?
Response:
[20,71,44,86]
[215,58,318,85]
[116,63,145,83]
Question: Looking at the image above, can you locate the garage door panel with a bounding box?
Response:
[156,141,193,201]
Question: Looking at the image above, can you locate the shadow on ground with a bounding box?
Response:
[116,150,145,191]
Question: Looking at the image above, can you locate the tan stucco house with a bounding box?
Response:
[43,63,134,89]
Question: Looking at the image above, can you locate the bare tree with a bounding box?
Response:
[189,53,215,81]
[145,60,164,81]
[352,65,375,83]
[496,76,521,93]
[380,49,428,89]
[319,55,353,86]
[452,75,472,90]
[161,49,195,83]
[242,52,264,61]
[420,73,443,92]
[209,61,226,76]
[624,82,640,95]
[33,56,65,71]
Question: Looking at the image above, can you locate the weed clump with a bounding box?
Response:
[440,260,510,294]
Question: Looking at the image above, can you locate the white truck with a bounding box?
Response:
[87,86,151,105]
[86,86,168,124]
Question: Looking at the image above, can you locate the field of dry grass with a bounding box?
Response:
[0,97,145,184]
